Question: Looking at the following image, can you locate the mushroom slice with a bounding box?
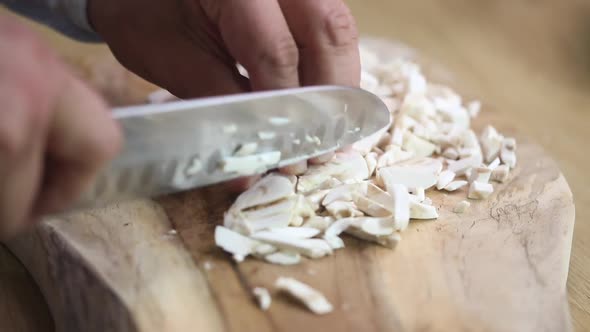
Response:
[365,152,378,177]
[442,147,459,160]
[500,137,517,168]
[265,251,301,265]
[488,157,501,170]
[353,190,393,218]
[453,200,471,214]
[297,151,369,193]
[491,164,510,183]
[325,201,365,219]
[479,125,504,163]
[251,231,332,259]
[275,277,333,315]
[378,158,441,190]
[447,153,483,176]
[468,181,494,199]
[468,166,492,184]
[252,287,271,311]
[402,131,437,158]
[387,183,410,230]
[268,227,320,239]
[303,216,334,231]
[228,195,312,234]
[254,243,278,256]
[232,174,295,211]
[443,180,468,192]
[355,217,395,236]
[467,100,481,118]
[214,226,260,262]
[410,201,438,219]
[345,226,401,249]
[377,146,414,168]
[322,182,368,206]
[322,218,354,249]
[306,189,330,211]
[436,170,456,190]
[221,151,281,175]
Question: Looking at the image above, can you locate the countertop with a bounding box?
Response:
[1,0,589,331]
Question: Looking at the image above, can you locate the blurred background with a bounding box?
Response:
[1,0,589,331]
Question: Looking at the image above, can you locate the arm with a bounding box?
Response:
[0,0,100,42]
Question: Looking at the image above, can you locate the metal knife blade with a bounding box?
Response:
[71,85,389,211]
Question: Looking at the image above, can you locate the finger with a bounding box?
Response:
[202,0,300,90]
[34,76,122,214]
[277,0,360,86]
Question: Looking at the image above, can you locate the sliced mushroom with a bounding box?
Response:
[365,152,378,177]
[251,231,333,259]
[488,157,501,170]
[436,170,456,190]
[214,226,260,262]
[410,201,438,219]
[232,174,295,211]
[378,158,441,190]
[303,216,334,231]
[252,287,272,311]
[297,151,369,193]
[325,201,365,219]
[479,125,504,163]
[468,166,492,184]
[491,164,510,183]
[275,277,333,315]
[306,189,330,211]
[468,181,494,199]
[443,180,468,192]
[345,226,401,249]
[402,131,437,158]
[377,146,414,168]
[442,147,459,160]
[322,182,368,206]
[446,153,483,176]
[268,227,320,239]
[265,251,301,265]
[500,137,517,169]
[390,184,410,230]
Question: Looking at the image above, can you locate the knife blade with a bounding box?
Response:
[71,85,389,211]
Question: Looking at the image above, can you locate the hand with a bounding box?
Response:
[89,0,360,98]
[0,15,122,239]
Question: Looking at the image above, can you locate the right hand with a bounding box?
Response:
[0,15,122,239]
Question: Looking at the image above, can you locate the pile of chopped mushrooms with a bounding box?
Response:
[212,43,517,314]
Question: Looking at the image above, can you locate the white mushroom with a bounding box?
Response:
[488,157,501,170]
[251,231,332,259]
[264,251,301,265]
[268,227,320,239]
[377,145,414,168]
[443,180,468,192]
[252,287,272,311]
[275,277,333,315]
[479,125,504,163]
[297,151,369,193]
[345,226,401,249]
[232,174,295,211]
[402,131,437,158]
[446,153,483,176]
[409,201,438,219]
[442,147,459,160]
[378,158,441,190]
[365,152,378,176]
[436,170,456,190]
[390,184,410,230]
[303,216,334,231]
[325,201,365,219]
[491,164,510,183]
[466,100,481,118]
[468,181,494,200]
[322,182,368,206]
[214,226,260,262]
[468,166,492,184]
[500,137,517,168]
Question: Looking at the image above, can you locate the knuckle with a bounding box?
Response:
[258,36,299,73]
[317,1,358,48]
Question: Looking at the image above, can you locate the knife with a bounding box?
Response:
[70,85,390,211]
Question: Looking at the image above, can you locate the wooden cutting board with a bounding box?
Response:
[5,41,575,331]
